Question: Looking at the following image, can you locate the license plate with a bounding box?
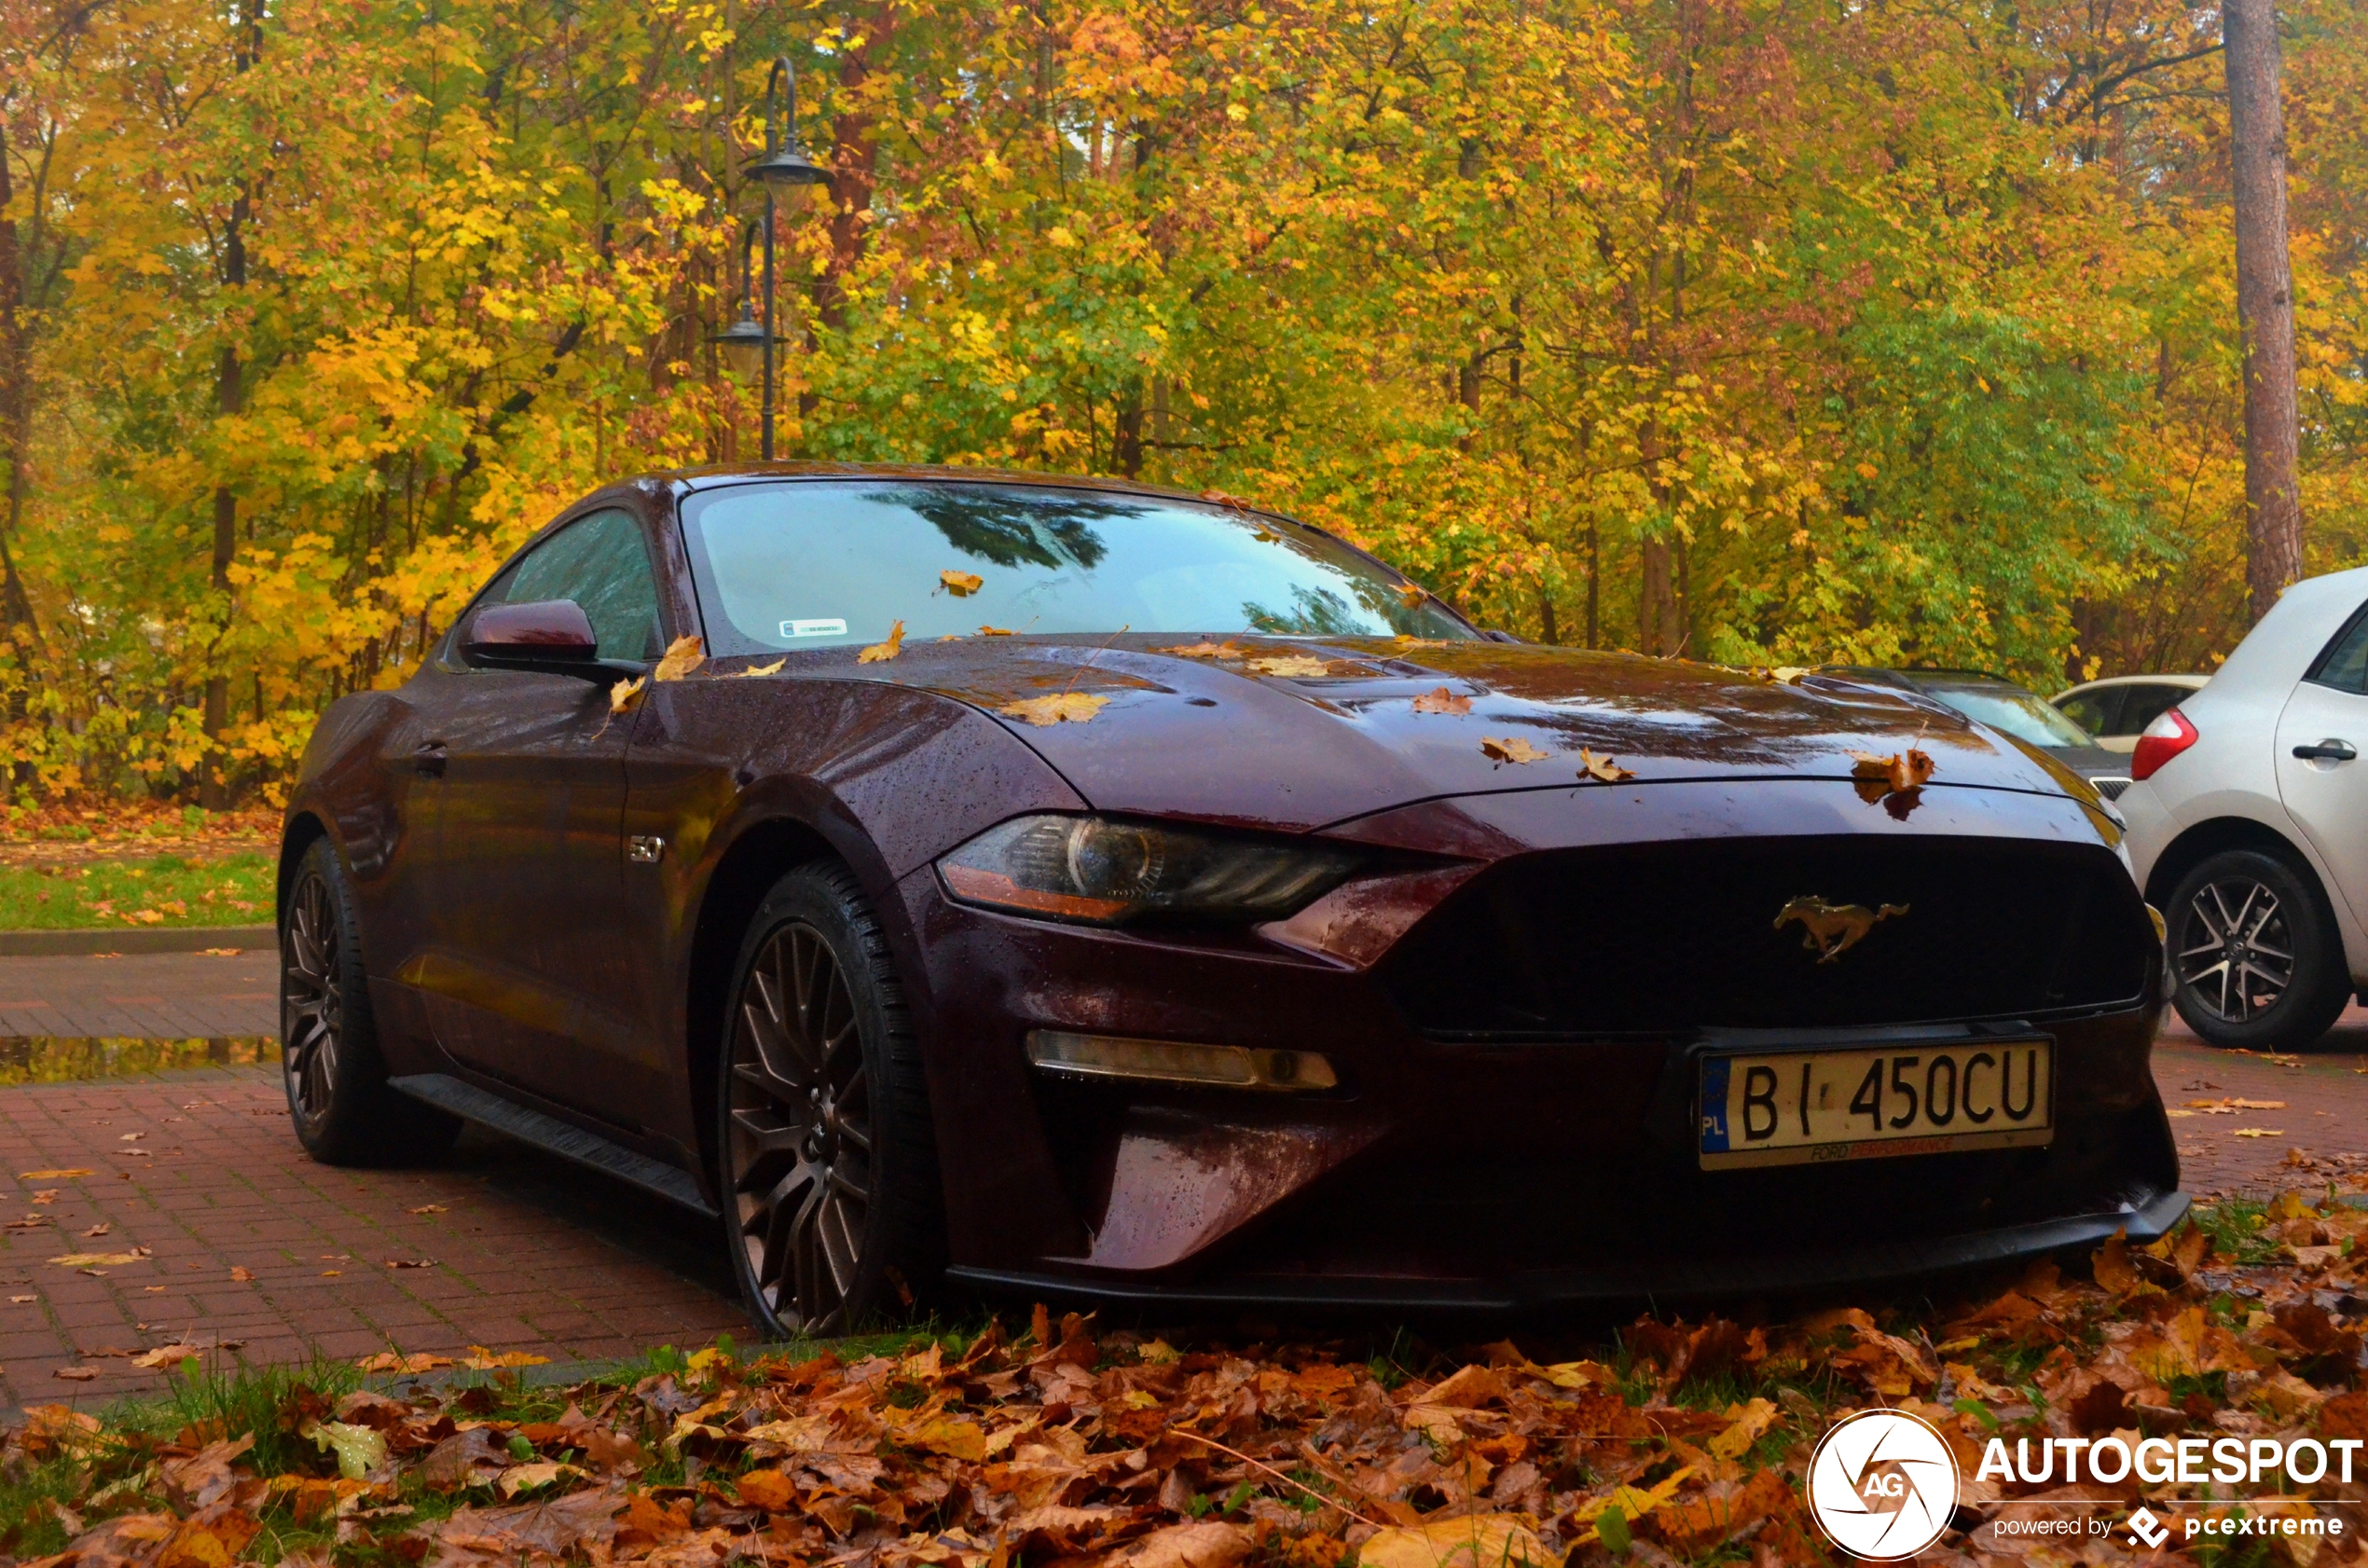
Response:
[1699,1039,2053,1169]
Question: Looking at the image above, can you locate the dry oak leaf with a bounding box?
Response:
[608,677,646,715]
[653,635,706,681]
[1096,1522,1254,1568]
[1577,749,1634,783]
[1411,686,1471,716]
[735,657,788,677]
[48,1248,149,1268]
[942,570,985,597]
[1480,736,1550,764]
[1359,1513,1550,1568]
[44,1512,176,1568]
[898,1414,990,1461]
[1652,1470,1797,1556]
[1003,693,1109,726]
[859,620,907,663]
[736,1469,797,1511]
[163,1434,255,1511]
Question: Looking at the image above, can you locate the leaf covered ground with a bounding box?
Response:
[7,1196,2368,1568]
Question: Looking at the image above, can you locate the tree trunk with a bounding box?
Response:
[1640,537,1682,655]
[2225,0,2304,622]
[0,117,37,631]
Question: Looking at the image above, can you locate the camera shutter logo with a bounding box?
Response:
[1806,1409,1960,1561]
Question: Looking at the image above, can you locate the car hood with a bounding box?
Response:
[763,635,2097,833]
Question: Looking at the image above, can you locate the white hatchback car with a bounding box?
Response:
[2122,565,2368,1052]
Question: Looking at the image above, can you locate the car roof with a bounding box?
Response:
[657,461,1272,513]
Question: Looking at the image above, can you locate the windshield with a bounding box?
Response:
[1921,685,2097,748]
[677,480,1477,655]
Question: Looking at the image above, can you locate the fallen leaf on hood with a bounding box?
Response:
[1003,693,1109,726]
[1396,583,1427,608]
[1360,1512,1550,1568]
[942,570,984,597]
[1160,640,1244,658]
[1480,736,1550,764]
[608,676,646,714]
[356,1350,453,1373]
[1577,749,1634,783]
[734,657,788,676]
[1247,654,1331,678]
[980,626,1015,636]
[48,1248,149,1267]
[1850,748,1936,802]
[652,635,705,681]
[20,1168,92,1179]
[1411,686,1470,715]
[859,620,907,663]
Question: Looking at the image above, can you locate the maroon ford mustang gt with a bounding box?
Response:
[278,464,2181,1333]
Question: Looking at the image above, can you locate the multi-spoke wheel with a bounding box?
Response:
[719,862,941,1337]
[278,837,461,1164]
[282,866,345,1126]
[2168,848,2350,1053]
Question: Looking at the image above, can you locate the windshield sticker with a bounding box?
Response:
[781,618,848,639]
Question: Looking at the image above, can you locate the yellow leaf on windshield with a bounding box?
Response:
[859,621,906,663]
[942,570,984,597]
[1480,736,1549,764]
[1003,694,1109,726]
[653,635,705,681]
[1397,583,1426,608]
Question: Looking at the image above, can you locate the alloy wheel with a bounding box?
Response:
[2176,876,2296,1023]
[727,921,874,1333]
[281,870,343,1121]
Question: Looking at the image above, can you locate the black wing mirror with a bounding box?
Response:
[462,599,611,679]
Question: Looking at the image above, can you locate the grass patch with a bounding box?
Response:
[0,852,273,929]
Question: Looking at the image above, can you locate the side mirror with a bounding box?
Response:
[462,599,600,676]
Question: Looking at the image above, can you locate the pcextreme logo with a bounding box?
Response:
[1805,1410,1961,1561]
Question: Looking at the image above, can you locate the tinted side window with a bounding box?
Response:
[2057,689,2122,736]
[491,509,663,662]
[2117,684,2188,736]
[2311,607,2368,695]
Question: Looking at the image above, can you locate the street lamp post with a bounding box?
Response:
[730,55,830,461]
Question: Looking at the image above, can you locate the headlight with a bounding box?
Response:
[937,814,1361,925]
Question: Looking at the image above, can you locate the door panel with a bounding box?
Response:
[2275,611,2368,943]
[413,507,670,1120]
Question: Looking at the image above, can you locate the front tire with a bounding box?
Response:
[717,860,943,1336]
[2167,847,2352,1052]
[281,838,461,1165]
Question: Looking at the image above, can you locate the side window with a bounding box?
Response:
[2310,607,2368,695]
[481,509,664,663]
[2116,684,2187,736]
[2057,689,2122,737]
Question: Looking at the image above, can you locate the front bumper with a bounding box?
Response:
[950,1189,2190,1312]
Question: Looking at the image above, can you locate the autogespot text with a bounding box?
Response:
[1979,1434,2362,1488]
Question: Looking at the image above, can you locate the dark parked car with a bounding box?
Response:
[280,466,2180,1332]
[1827,667,2136,800]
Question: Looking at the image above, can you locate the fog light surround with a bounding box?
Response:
[1025,1030,1339,1093]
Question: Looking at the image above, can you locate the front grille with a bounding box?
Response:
[1381,835,2152,1036]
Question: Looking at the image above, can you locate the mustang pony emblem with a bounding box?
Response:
[1774,896,1908,963]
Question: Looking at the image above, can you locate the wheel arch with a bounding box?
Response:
[684,816,846,1188]
[2141,815,2328,913]
[278,810,333,928]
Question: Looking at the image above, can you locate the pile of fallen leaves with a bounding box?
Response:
[11,1197,2368,1568]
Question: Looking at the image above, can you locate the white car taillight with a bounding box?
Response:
[2130,707,2199,781]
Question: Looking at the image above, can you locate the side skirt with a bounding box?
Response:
[389,1072,718,1218]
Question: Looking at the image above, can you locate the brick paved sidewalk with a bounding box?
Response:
[0,950,278,1038]
[0,1066,744,1412]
